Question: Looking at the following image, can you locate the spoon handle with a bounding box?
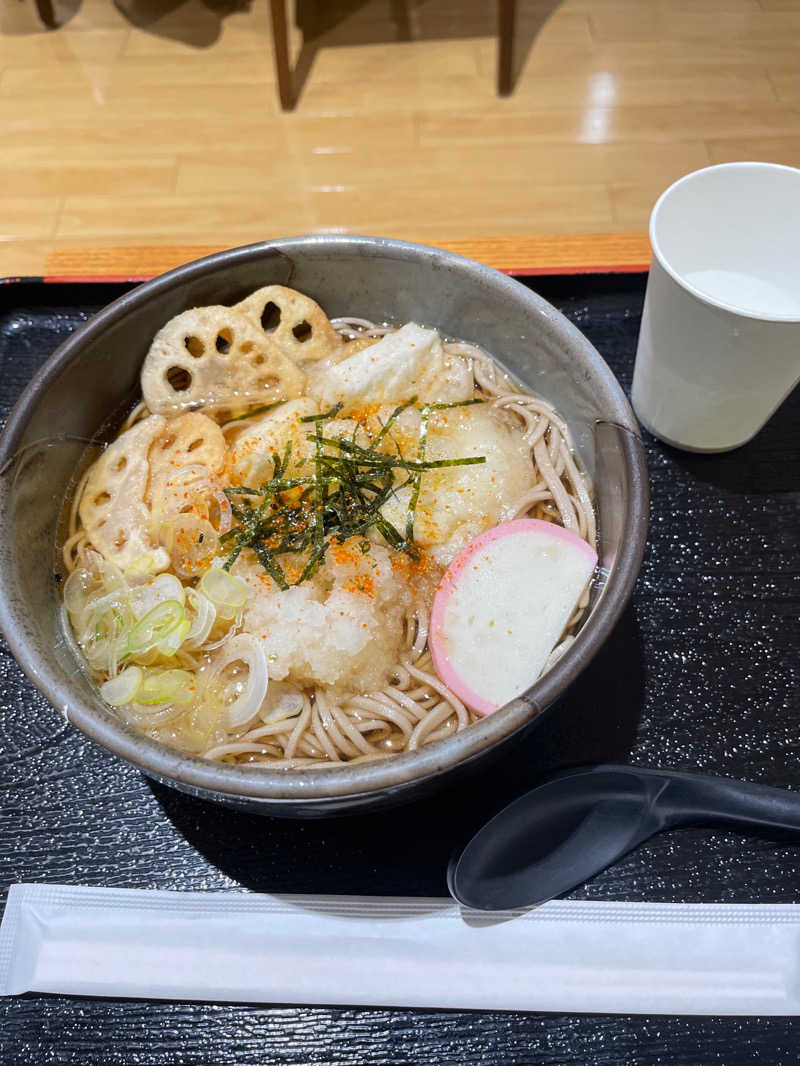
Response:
[630,766,800,832]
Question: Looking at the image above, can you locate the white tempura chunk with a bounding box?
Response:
[312,323,473,410]
[229,398,319,486]
[379,404,536,565]
[233,541,416,692]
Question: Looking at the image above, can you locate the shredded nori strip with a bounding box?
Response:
[220,399,485,584]
[224,400,286,422]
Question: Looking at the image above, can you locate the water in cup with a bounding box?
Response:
[684,269,800,318]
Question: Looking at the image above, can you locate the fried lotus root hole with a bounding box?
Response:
[234,285,343,363]
[79,415,171,573]
[141,306,305,415]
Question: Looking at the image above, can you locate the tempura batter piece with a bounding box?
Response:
[315,322,473,409]
[234,285,343,363]
[79,415,170,573]
[379,404,537,565]
[141,306,305,415]
[229,398,318,488]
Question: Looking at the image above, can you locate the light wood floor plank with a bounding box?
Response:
[56,193,314,241]
[0,199,62,240]
[0,161,176,198]
[706,136,800,167]
[1,0,797,274]
[418,103,800,146]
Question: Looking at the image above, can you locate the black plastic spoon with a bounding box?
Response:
[448,764,800,911]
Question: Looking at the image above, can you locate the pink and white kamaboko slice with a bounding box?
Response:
[429,519,598,715]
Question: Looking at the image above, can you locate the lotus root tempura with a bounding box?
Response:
[60,285,596,767]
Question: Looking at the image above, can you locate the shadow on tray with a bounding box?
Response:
[149,603,645,897]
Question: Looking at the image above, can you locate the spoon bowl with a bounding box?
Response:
[449,764,800,911]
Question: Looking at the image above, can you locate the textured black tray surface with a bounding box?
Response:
[1,275,798,1064]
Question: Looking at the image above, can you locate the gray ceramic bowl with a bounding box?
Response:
[0,237,648,816]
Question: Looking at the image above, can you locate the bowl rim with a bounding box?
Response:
[0,235,649,805]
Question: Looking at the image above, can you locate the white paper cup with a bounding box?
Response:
[632,162,800,452]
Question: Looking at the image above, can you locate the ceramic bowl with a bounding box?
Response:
[0,237,648,816]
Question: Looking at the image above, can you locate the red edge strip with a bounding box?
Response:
[0,260,650,288]
[41,265,651,285]
[503,263,650,277]
[43,274,157,283]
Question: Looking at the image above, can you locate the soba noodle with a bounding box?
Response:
[61,309,595,768]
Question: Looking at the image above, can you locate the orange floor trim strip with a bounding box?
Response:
[43,234,652,283]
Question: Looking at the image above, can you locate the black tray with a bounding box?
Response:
[1,274,798,1065]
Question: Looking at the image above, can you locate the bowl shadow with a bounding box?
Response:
[149,603,645,897]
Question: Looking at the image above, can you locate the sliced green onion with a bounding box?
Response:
[63,567,94,619]
[161,515,219,579]
[127,600,185,657]
[100,666,143,707]
[262,691,304,724]
[183,587,217,649]
[130,573,185,619]
[156,463,214,516]
[199,568,247,620]
[124,553,166,578]
[205,634,268,728]
[182,693,225,746]
[131,647,161,668]
[81,599,135,676]
[137,668,194,706]
[157,616,191,657]
[64,557,128,626]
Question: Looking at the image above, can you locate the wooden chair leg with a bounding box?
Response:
[35,0,59,29]
[269,0,294,111]
[497,0,516,96]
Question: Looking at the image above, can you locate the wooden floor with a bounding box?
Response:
[1,0,799,275]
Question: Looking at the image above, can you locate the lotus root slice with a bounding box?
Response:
[79,415,170,573]
[147,412,227,509]
[141,306,304,415]
[234,285,343,362]
[150,412,226,477]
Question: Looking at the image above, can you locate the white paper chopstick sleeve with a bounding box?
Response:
[1,884,799,1014]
